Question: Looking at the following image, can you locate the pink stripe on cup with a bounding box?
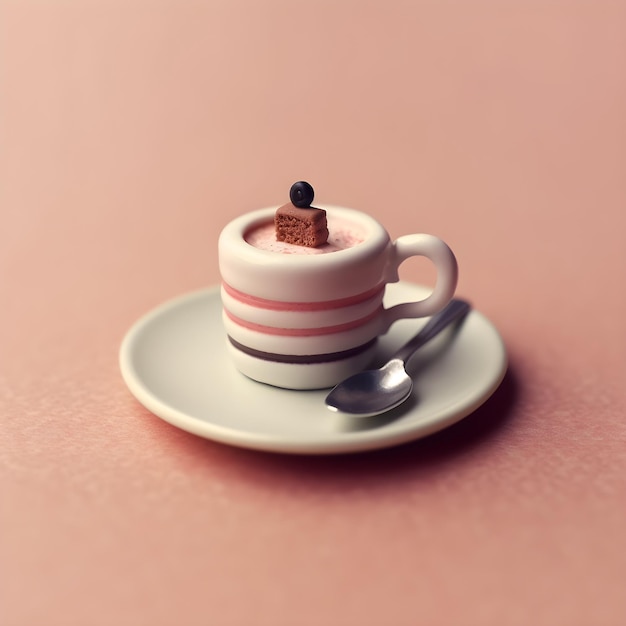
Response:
[222,281,385,312]
[224,307,383,336]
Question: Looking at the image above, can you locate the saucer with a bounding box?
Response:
[119,283,507,455]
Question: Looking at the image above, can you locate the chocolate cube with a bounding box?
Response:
[275,203,328,248]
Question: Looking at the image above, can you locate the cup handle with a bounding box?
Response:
[380,234,458,333]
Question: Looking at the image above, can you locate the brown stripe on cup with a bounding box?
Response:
[228,336,377,364]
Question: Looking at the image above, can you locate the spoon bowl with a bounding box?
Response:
[325,359,413,418]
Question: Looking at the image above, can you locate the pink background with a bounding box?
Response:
[2,1,625,624]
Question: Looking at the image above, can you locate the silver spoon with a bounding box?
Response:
[325,299,471,417]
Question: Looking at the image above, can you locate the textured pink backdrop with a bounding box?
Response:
[1,1,625,625]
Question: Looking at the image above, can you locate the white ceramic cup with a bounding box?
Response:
[218,205,458,389]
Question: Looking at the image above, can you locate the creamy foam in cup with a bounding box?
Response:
[245,217,367,254]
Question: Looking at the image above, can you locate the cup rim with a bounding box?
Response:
[219,205,389,267]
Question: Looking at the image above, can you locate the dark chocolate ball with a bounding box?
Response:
[290,181,315,208]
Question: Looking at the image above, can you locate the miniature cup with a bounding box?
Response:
[218,205,458,390]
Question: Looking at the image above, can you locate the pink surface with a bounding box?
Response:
[1,1,625,625]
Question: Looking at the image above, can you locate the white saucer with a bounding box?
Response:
[119,283,507,455]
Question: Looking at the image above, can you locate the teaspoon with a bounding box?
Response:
[325,299,471,417]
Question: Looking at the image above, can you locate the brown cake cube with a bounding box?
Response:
[275,203,329,247]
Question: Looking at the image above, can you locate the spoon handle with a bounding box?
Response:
[392,299,471,366]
